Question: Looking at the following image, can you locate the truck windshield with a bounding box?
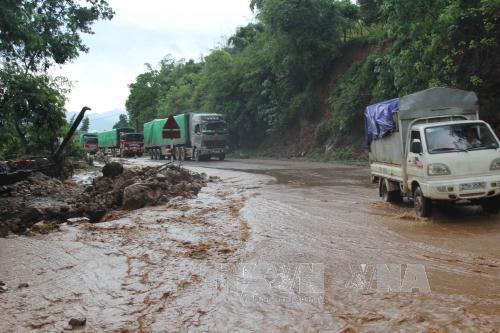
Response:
[85,138,98,144]
[123,134,143,142]
[425,123,499,154]
[203,122,227,134]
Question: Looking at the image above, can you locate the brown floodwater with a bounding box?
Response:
[1,158,499,332]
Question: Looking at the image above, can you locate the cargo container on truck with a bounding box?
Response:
[144,113,227,161]
[97,128,144,157]
[79,133,99,154]
[366,87,500,217]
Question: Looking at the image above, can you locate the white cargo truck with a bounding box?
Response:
[366,87,500,217]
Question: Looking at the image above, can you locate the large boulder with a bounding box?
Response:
[122,183,163,210]
[122,184,149,210]
[102,162,124,178]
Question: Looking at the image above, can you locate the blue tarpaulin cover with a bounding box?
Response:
[365,98,399,146]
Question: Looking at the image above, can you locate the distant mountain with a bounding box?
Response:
[66,108,127,132]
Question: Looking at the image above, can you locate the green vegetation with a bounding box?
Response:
[2,0,498,161]
[0,0,113,159]
[127,0,500,160]
[113,114,131,129]
[80,117,90,132]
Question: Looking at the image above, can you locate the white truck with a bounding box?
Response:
[366,87,500,217]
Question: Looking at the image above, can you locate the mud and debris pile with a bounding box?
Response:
[76,162,208,221]
[0,162,209,236]
[0,172,81,236]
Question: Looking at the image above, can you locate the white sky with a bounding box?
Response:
[53,0,254,114]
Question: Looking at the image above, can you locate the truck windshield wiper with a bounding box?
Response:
[431,147,466,153]
[468,144,499,151]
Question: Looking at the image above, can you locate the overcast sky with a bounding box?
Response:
[53,0,254,115]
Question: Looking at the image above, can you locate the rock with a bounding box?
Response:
[102,162,124,178]
[17,283,29,289]
[67,217,90,225]
[0,281,7,293]
[29,220,59,234]
[68,317,86,328]
[84,205,107,223]
[122,184,149,210]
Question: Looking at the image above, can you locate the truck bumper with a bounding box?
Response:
[420,175,500,200]
[199,148,226,156]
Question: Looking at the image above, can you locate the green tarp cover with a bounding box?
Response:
[143,114,189,147]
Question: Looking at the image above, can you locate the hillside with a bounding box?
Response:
[124,0,499,160]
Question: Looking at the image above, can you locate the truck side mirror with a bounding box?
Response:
[411,139,423,154]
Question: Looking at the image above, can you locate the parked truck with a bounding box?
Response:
[144,113,228,161]
[97,128,144,157]
[366,87,500,217]
[79,133,99,154]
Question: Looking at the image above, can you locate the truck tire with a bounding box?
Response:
[149,149,153,160]
[380,179,401,203]
[414,186,432,218]
[218,153,225,161]
[481,197,499,214]
[193,149,200,162]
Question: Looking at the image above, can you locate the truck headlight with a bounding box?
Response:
[428,164,451,176]
[491,158,500,170]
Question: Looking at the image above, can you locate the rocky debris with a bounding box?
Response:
[0,281,7,293]
[102,162,123,178]
[27,220,61,235]
[17,283,29,289]
[79,164,207,218]
[0,162,208,236]
[68,317,86,328]
[67,217,90,225]
[0,172,81,236]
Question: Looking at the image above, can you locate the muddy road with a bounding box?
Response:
[1,158,499,332]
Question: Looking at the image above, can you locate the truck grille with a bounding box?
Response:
[205,141,226,149]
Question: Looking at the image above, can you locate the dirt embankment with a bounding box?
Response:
[246,42,374,159]
[0,162,211,237]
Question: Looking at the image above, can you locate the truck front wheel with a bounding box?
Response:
[481,197,499,214]
[218,153,225,161]
[194,149,201,162]
[414,186,432,218]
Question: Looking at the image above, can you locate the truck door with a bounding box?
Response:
[406,130,425,182]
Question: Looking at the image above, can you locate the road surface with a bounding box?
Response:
[1,158,499,332]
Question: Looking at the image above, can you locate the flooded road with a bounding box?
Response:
[1,158,499,332]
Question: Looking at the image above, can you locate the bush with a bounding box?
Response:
[315,120,332,145]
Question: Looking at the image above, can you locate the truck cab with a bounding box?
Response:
[80,133,99,154]
[120,133,144,157]
[406,120,500,202]
[368,88,500,217]
[190,114,228,161]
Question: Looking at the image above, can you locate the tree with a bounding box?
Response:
[0,0,113,156]
[113,114,130,129]
[357,0,380,24]
[0,67,66,155]
[80,116,90,132]
[0,0,114,72]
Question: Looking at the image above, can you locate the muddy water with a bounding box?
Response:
[1,158,499,332]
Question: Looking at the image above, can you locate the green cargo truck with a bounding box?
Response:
[144,113,228,161]
[98,128,144,157]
